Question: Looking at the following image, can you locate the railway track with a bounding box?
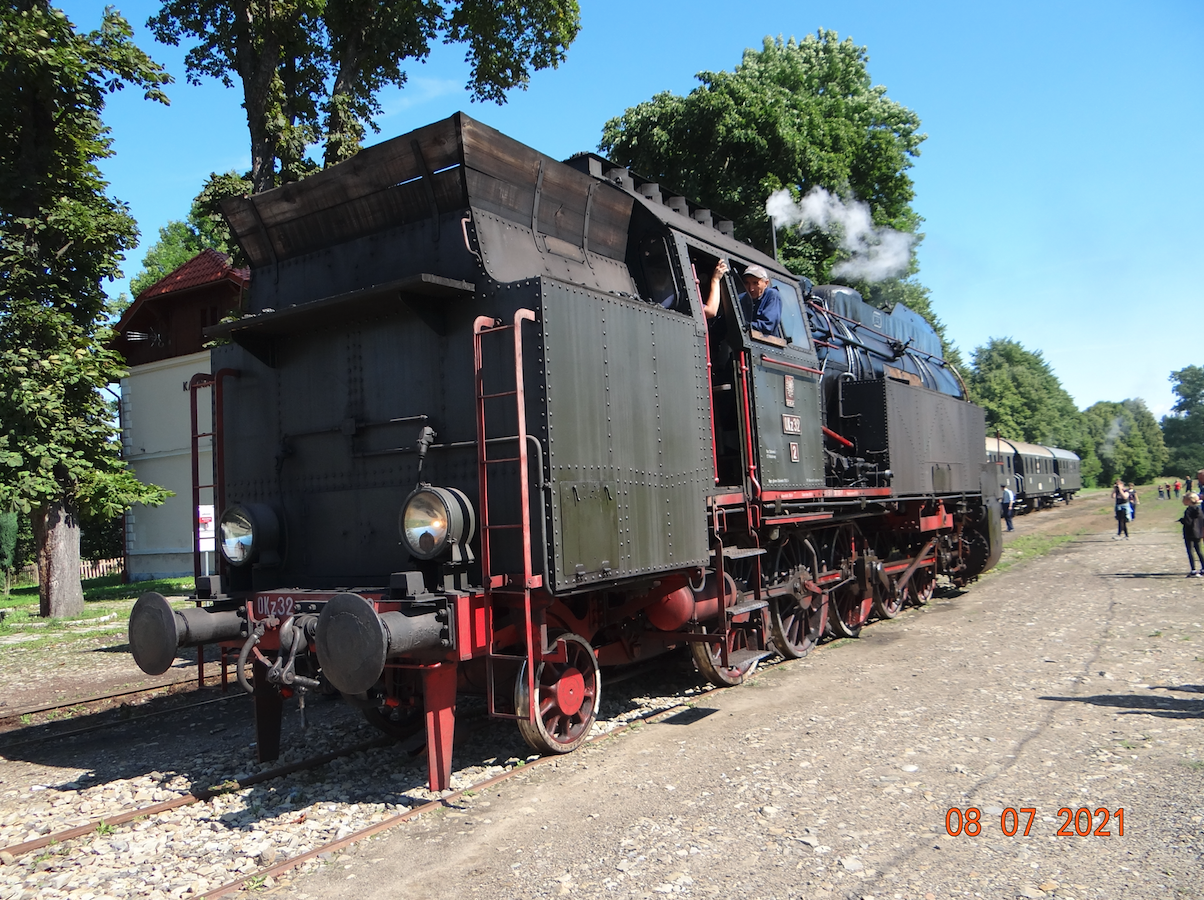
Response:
[198,702,695,899]
[0,734,402,860]
[0,593,941,898]
[0,687,244,751]
[0,656,243,730]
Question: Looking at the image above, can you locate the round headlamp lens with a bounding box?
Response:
[219,507,256,565]
[402,490,450,558]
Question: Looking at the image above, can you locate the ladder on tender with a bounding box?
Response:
[473,310,548,720]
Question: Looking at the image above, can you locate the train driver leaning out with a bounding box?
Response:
[704,260,783,337]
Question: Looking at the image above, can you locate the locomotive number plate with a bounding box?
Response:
[790,442,800,462]
[254,594,296,618]
[782,414,802,434]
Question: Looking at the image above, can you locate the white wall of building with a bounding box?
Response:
[121,350,214,580]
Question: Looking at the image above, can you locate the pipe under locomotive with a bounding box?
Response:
[128,113,1001,791]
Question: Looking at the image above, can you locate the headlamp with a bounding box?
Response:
[399,486,475,562]
[218,503,280,567]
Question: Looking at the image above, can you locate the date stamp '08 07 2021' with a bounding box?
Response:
[945,807,1125,837]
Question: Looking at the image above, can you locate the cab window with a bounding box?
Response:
[632,235,689,314]
[773,279,811,350]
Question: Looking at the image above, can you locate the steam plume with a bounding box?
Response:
[766,187,915,282]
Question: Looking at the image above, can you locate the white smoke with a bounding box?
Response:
[1099,415,1124,458]
[766,187,916,282]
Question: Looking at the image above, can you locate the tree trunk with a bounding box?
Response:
[33,500,84,619]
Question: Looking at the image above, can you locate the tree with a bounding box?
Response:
[968,339,1082,446]
[126,170,254,297]
[1122,399,1168,480]
[0,510,16,596]
[1083,402,1156,486]
[0,3,172,618]
[129,219,205,297]
[967,338,1101,485]
[597,33,956,359]
[1162,366,1204,476]
[148,1,582,193]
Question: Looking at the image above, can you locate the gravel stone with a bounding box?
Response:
[1,495,1200,900]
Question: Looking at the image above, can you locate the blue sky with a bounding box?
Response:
[64,0,1202,417]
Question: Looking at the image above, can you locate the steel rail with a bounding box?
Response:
[0,734,400,860]
[0,694,242,751]
[0,676,213,723]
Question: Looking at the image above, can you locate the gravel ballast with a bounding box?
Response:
[0,496,1200,899]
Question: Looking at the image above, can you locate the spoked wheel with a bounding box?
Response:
[868,534,903,620]
[768,539,825,659]
[821,526,866,639]
[691,615,760,687]
[871,582,903,620]
[827,583,865,639]
[515,633,601,755]
[908,566,936,606]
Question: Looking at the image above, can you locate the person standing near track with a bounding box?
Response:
[1001,483,1015,531]
[1112,479,1131,539]
[1180,492,1204,576]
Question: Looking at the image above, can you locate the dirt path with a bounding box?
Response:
[280,490,1203,900]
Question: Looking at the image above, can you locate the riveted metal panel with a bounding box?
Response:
[538,280,710,591]
[839,379,985,497]
[214,296,486,589]
[752,351,825,490]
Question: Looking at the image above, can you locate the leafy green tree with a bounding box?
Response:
[0,3,172,617]
[128,219,205,297]
[0,510,16,596]
[126,170,255,297]
[148,0,582,192]
[1083,402,1157,486]
[598,33,956,361]
[967,339,1102,485]
[1122,399,1168,480]
[189,170,254,262]
[1162,366,1204,476]
[968,339,1081,445]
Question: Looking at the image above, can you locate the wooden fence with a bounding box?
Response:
[80,557,125,581]
[12,557,125,586]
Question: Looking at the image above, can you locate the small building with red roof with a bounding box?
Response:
[113,250,248,580]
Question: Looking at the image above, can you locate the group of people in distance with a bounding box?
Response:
[1157,477,1194,500]
[1110,474,1204,578]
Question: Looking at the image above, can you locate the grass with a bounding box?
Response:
[0,574,195,651]
[2,573,194,608]
[992,531,1082,574]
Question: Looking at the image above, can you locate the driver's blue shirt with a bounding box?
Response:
[740,284,782,336]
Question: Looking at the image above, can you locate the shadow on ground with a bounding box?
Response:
[1039,692,1204,719]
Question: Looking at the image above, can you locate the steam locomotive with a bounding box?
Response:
[127,114,1001,792]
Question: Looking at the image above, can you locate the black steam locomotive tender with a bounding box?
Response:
[128,114,1001,792]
